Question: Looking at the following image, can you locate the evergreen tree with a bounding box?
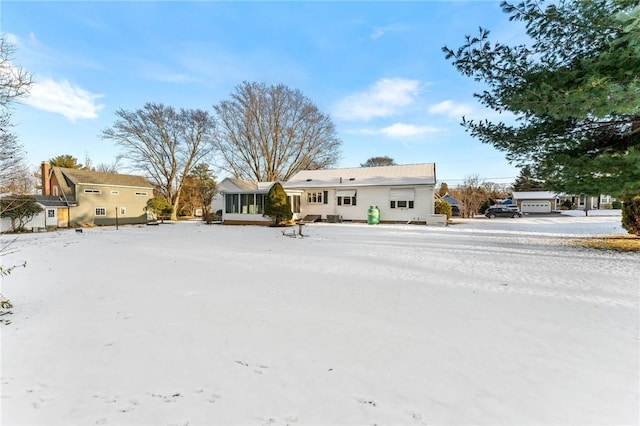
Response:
[434,198,453,219]
[621,195,640,236]
[512,166,544,191]
[444,0,639,197]
[437,182,449,197]
[264,182,292,225]
[145,196,173,223]
[49,154,83,169]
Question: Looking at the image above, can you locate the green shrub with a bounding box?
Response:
[145,196,173,222]
[434,199,453,219]
[612,200,622,209]
[561,199,574,210]
[621,195,640,236]
[478,200,492,214]
[204,212,220,224]
[264,183,292,225]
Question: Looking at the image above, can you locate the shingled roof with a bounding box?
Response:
[34,195,69,207]
[47,167,152,204]
[57,168,152,188]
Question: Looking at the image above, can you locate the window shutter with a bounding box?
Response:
[323,191,328,204]
[337,197,342,206]
[352,197,356,206]
[389,188,415,201]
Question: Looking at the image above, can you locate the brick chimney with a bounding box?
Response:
[41,162,51,196]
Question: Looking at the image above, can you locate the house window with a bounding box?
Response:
[390,200,414,209]
[255,194,265,214]
[306,192,324,204]
[135,192,148,196]
[337,196,357,206]
[241,193,255,214]
[84,189,101,194]
[225,194,239,213]
[111,190,119,195]
[336,190,356,207]
[291,195,301,213]
[53,186,59,196]
[119,207,126,216]
[47,209,55,218]
[95,207,106,216]
[389,188,415,209]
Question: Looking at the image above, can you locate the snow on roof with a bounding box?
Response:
[284,163,436,189]
[218,178,283,194]
[512,191,561,199]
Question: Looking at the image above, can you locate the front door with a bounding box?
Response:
[57,208,69,227]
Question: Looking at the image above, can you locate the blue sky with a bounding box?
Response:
[2,0,524,185]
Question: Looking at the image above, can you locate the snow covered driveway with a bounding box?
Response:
[1,215,638,425]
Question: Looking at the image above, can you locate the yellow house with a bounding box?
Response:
[41,162,153,227]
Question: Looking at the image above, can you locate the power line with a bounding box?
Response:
[437,176,517,182]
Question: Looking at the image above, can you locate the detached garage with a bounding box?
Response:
[512,191,560,213]
[520,200,552,213]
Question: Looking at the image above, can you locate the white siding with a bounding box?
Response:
[300,185,434,222]
[1,210,47,232]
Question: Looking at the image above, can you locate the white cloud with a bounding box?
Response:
[4,33,21,45]
[380,123,441,138]
[429,99,521,123]
[428,100,474,119]
[370,24,408,40]
[333,78,423,121]
[23,78,104,121]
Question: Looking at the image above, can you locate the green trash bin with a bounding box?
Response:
[367,205,380,224]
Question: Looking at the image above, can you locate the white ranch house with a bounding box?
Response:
[216,163,437,225]
[512,191,615,213]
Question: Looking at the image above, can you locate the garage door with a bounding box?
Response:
[521,200,551,213]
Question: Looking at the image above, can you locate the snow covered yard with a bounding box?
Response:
[1,215,638,426]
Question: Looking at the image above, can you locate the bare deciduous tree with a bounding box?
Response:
[94,156,123,174]
[450,175,489,218]
[0,163,34,194]
[101,103,217,221]
[360,156,396,167]
[0,114,26,191]
[1,36,33,193]
[0,37,33,109]
[214,81,341,182]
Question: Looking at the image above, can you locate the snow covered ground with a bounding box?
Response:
[1,213,638,425]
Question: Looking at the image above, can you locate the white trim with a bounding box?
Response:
[78,182,153,190]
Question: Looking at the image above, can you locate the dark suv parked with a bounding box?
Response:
[484,206,522,218]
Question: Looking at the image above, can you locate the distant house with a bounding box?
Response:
[512,191,616,213]
[41,162,153,227]
[283,163,437,223]
[438,193,461,217]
